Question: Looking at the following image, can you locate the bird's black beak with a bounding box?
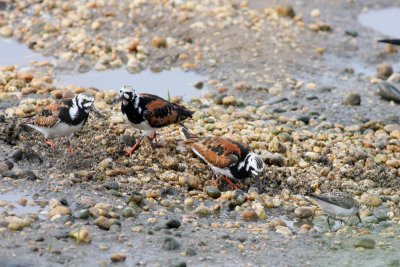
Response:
[356,212,362,224]
[90,105,102,117]
[117,95,124,102]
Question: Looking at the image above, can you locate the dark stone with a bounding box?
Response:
[230,190,246,206]
[108,189,120,197]
[161,236,180,250]
[185,247,197,256]
[166,219,181,229]
[10,150,23,161]
[306,95,319,100]
[296,115,310,124]
[73,209,89,219]
[266,97,288,105]
[345,31,358,37]
[53,230,70,239]
[146,229,154,235]
[106,181,119,190]
[237,235,247,243]
[213,94,228,105]
[205,186,221,199]
[272,107,285,113]
[4,160,13,170]
[1,171,19,179]
[126,193,143,204]
[193,81,203,89]
[59,198,68,206]
[171,259,186,267]
[343,92,361,106]
[54,215,74,224]
[32,235,45,242]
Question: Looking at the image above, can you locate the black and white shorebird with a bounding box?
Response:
[118,85,193,156]
[21,93,100,155]
[181,127,264,190]
[308,192,361,231]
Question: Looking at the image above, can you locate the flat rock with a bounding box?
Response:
[354,238,375,249]
[48,206,71,218]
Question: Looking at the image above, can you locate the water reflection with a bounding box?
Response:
[57,67,206,100]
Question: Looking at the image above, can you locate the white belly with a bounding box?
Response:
[125,114,156,136]
[191,148,234,178]
[314,199,357,217]
[30,122,84,139]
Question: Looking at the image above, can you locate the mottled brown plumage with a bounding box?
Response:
[182,137,244,168]
[26,101,68,128]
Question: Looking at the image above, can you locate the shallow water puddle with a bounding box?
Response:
[57,67,206,100]
[0,37,50,67]
[358,7,400,38]
[0,190,42,215]
[0,36,206,100]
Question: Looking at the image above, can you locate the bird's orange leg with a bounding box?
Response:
[66,141,76,156]
[125,136,144,157]
[148,131,157,147]
[222,176,238,190]
[45,139,56,148]
[212,174,219,189]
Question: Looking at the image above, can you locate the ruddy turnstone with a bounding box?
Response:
[180,127,264,190]
[308,192,361,231]
[21,92,100,155]
[118,85,193,156]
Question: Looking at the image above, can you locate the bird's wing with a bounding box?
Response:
[27,102,68,128]
[140,94,191,127]
[310,193,356,209]
[182,137,240,168]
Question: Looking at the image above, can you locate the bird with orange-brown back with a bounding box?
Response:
[118,85,193,157]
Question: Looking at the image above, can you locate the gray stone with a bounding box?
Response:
[230,190,246,206]
[205,186,221,199]
[54,215,74,224]
[1,170,19,179]
[171,259,186,267]
[343,92,361,105]
[185,247,196,256]
[161,236,180,250]
[73,209,90,219]
[19,169,37,180]
[106,181,119,190]
[362,216,379,224]
[122,207,136,218]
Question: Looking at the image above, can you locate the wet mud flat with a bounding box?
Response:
[1,0,400,266]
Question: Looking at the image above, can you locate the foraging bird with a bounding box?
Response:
[378,39,400,46]
[21,93,100,155]
[308,192,361,231]
[118,85,193,156]
[181,127,264,190]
